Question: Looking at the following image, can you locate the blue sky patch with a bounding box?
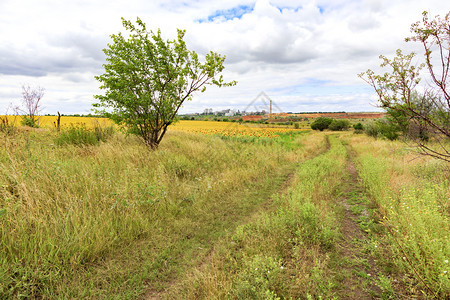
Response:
[198,4,255,23]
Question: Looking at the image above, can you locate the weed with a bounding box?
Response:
[350,205,365,215]
[0,116,16,135]
[21,116,39,128]
[377,274,395,299]
[296,201,338,250]
[0,130,323,298]
[55,124,115,146]
[232,255,284,299]
[2,127,446,298]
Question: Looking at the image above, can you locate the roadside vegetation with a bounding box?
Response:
[0,120,448,298]
[310,117,351,131]
[166,135,347,299]
[0,125,321,298]
[350,134,449,297]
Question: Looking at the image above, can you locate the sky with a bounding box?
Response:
[1,0,449,115]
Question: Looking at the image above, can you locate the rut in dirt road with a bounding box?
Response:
[335,152,381,298]
[332,145,402,299]
[144,166,299,300]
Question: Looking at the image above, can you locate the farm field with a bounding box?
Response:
[171,120,308,138]
[0,115,114,130]
[0,122,448,299]
[241,112,386,123]
[1,116,306,135]
[290,112,386,119]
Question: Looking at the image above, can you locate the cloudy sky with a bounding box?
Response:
[1,0,449,115]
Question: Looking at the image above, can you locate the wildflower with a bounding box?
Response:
[445,260,449,264]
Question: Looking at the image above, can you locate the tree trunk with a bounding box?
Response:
[146,139,159,150]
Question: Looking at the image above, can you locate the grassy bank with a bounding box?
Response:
[1,126,447,298]
[0,129,324,298]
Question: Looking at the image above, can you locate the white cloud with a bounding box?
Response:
[0,0,449,115]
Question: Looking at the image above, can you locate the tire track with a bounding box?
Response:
[144,135,331,299]
[334,148,381,299]
[332,143,403,299]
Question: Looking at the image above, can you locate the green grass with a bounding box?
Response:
[165,135,349,299]
[350,134,450,298]
[55,124,115,146]
[0,129,324,298]
[1,129,447,298]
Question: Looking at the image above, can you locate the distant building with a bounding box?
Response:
[225,109,237,117]
[203,108,214,115]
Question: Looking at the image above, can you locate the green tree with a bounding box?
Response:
[353,122,364,130]
[310,117,334,131]
[94,17,236,149]
[363,118,399,140]
[328,119,350,131]
[359,11,449,162]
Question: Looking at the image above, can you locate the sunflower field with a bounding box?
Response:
[170,120,306,138]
